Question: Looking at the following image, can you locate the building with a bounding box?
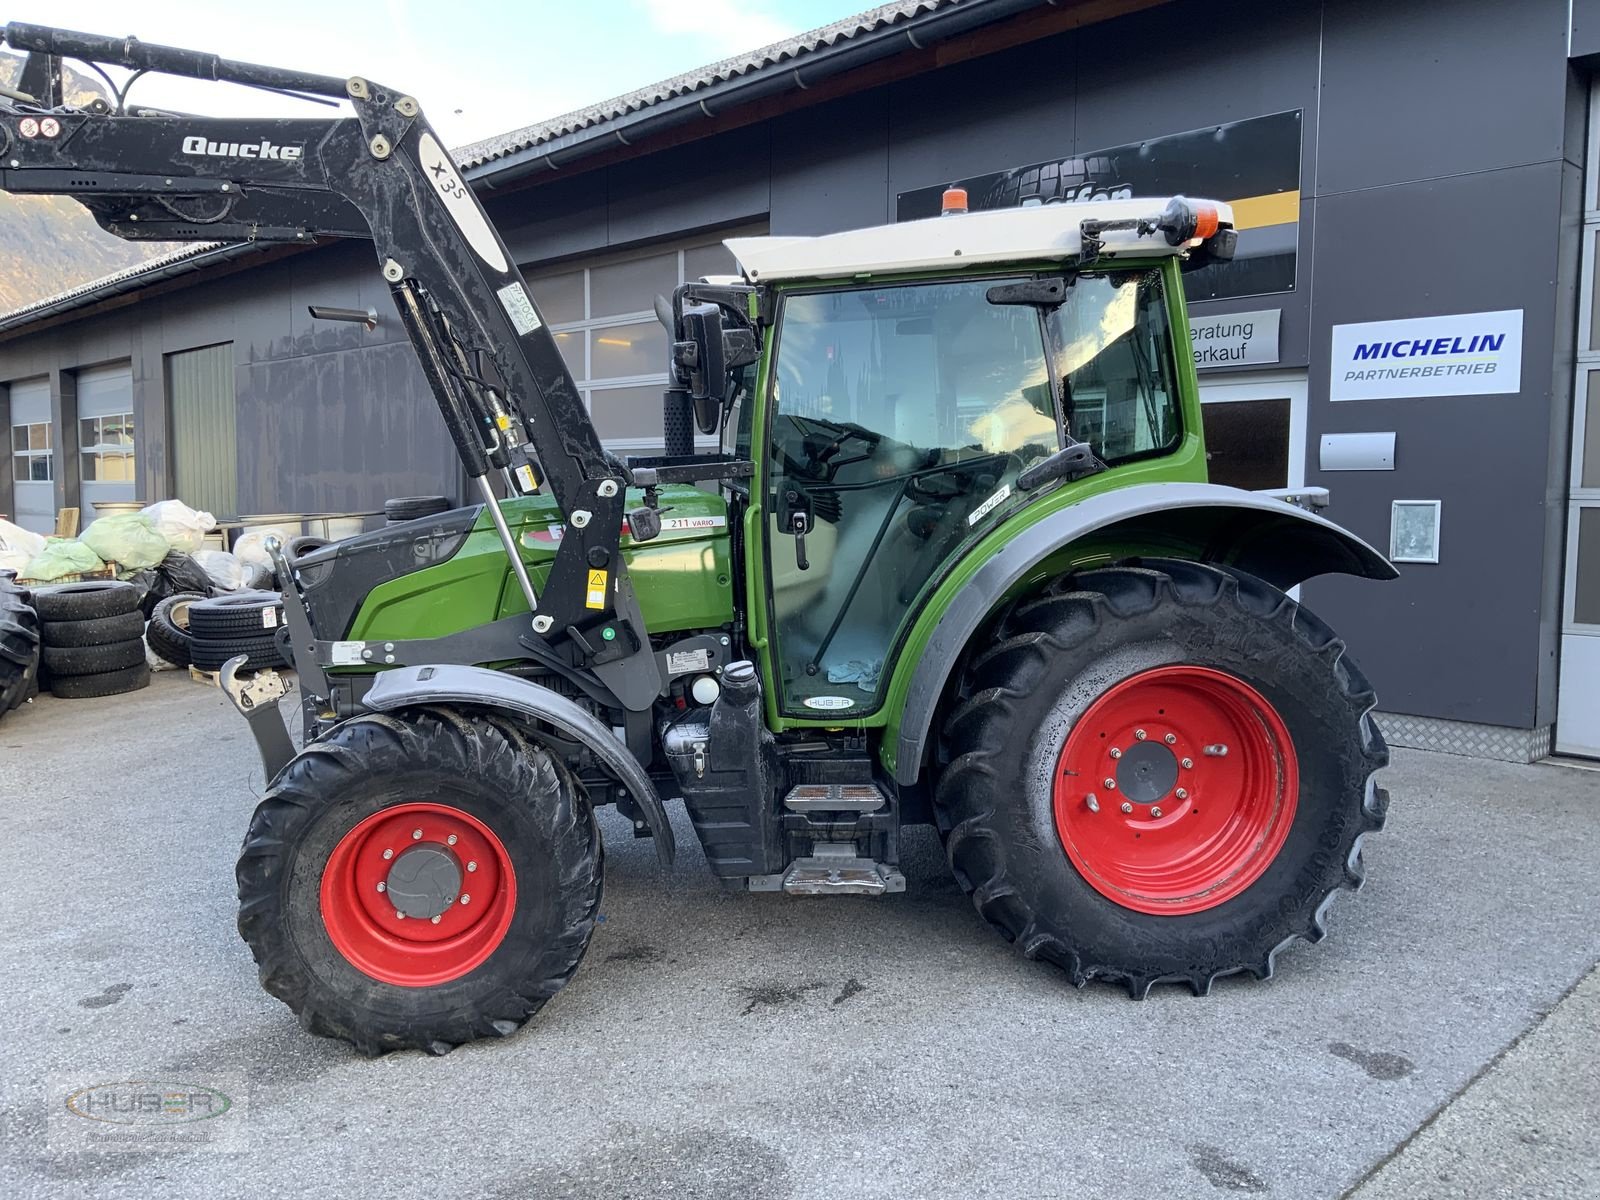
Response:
[2,0,1598,763]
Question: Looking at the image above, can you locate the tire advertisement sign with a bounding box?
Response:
[895,110,1302,303]
[1329,310,1524,401]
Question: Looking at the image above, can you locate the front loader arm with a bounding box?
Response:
[0,23,655,695]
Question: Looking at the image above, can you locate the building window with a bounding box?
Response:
[80,412,136,482]
[524,226,763,448]
[11,422,52,481]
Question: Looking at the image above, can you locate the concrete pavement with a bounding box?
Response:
[0,672,1596,1199]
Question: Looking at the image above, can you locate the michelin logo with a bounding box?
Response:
[1330,310,1521,401]
[181,135,303,161]
[1343,331,1507,384]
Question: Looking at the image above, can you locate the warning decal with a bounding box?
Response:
[585,569,609,610]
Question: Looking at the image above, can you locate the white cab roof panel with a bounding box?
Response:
[726,197,1233,283]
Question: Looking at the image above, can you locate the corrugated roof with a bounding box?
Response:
[0,241,232,334]
[456,0,954,169]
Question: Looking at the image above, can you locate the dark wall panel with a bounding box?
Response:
[491,171,609,265]
[886,32,1079,201]
[606,124,772,247]
[1317,0,1570,195]
[769,91,891,235]
[1073,0,1322,149]
[1303,161,1570,727]
[237,340,455,516]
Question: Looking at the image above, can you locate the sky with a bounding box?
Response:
[14,0,875,147]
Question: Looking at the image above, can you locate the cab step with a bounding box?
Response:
[781,782,887,813]
[747,842,906,895]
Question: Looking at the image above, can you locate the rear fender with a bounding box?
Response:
[889,482,1396,786]
[364,664,674,864]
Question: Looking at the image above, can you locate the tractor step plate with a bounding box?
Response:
[772,842,907,896]
[781,782,886,814]
[781,861,901,895]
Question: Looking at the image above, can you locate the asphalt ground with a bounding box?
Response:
[0,671,1596,1199]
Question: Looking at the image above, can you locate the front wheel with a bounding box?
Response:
[933,559,1387,998]
[237,708,602,1054]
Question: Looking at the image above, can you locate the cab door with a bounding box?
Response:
[758,276,1063,719]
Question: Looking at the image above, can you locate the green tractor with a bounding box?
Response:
[3,24,1393,1055]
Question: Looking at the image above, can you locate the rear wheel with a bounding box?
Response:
[934,559,1387,997]
[236,708,602,1055]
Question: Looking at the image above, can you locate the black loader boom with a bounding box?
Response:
[0,22,654,681]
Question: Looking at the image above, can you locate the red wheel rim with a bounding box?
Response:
[1052,666,1298,916]
[320,803,516,987]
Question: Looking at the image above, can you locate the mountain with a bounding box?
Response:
[0,52,180,315]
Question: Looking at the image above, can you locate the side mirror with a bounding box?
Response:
[673,303,760,435]
[675,303,727,433]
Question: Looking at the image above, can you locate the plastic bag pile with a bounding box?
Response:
[3,500,257,600]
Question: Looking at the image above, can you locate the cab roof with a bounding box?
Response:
[725,196,1233,283]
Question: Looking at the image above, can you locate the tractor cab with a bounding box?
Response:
[687,198,1229,718]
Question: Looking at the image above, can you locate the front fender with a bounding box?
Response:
[364,664,675,865]
[888,482,1395,786]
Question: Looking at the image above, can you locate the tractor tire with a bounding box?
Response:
[32,580,142,623]
[0,573,41,715]
[933,559,1387,999]
[147,592,205,668]
[285,535,331,562]
[49,661,151,699]
[237,708,602,1056]
[191,633,286,671]
[41,637,147,676]
[187,591,284,638]
[384,495,451,524]
[40,609,145,648]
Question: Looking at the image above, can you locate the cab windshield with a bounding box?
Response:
[762,268,1182,717]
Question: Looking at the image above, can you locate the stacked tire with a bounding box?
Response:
[146,592,208,669]
[385,495,451,525]
[187,590,289,672]
[34,581,150,699]
[0,570,41,718]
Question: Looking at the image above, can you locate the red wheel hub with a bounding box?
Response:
[320,803,516,987]
[1052,666,1298,916]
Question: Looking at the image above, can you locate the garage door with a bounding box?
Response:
[524,226,763,450]
[77,362,136,524]
[8,376,53,535]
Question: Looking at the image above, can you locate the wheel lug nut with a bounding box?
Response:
[1135,729,1147,741]
[1109,747,1122,759]
[1164,733,1176,745]
[382,848,394,860]
[447,834,458,846]
[467,861,478,872]
[1103,778,1116,790]
[1086,794,1100,813]
[1120,802,1133,814]
[460,894,471,905]
[1175,788,1189,800]
[1181,757,1193,769]
[412,828,423,840]
[431,915,441,925]
[376,882,386,893]
[395,911,405,920]
[1151,806,1164,818]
